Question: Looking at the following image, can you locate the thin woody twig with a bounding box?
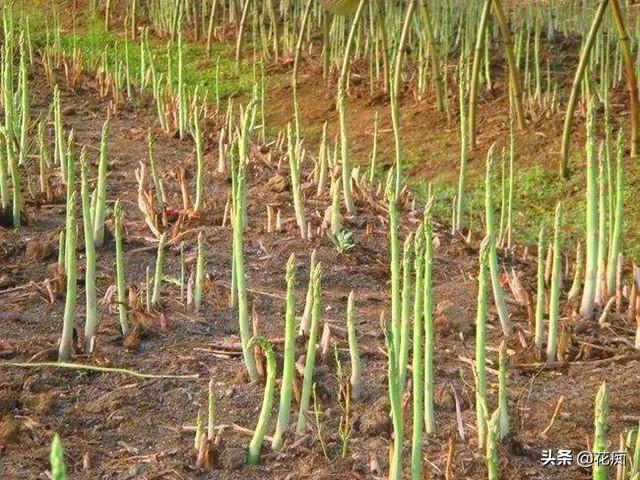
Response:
[4,361,201,380]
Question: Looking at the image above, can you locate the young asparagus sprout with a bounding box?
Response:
[194,232,204,312]
[568,242,584,302]
[193,107,204,212]
[633,421,640,476]
[476,238,490,450]
[246,337,277,465]
[114,201,129,336]
[593,382,609,480]
[80,150,98,353]
[151,233,167,306]
[330,174,342,237]
[346,291,361,400]
[50,434,67,480]
[296,263,322,435]
[58,192,78,362]
[547,202,563,361]
[194,411,204,452]
[534,226,545,349]
[57,230,65,270]
[317,122,329,196]
[272,254,297,450]
[486,408,500,480]
[368,111,379,183]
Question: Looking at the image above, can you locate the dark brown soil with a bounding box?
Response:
[1,32,640,480]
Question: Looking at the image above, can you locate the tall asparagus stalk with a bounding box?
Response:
[93,121,109,247]
[194,232,204,312]
[114,201,129,336]
[476,238,490,450]
[0,136,7,210]
[80,150,97,354]
[151,233,167,306]
[272,254,297,450]
[485,146,512,336]
[417,0,445,112]
[398,233,414,391]
[233,145,258,382]
[581,101,598,320]
[410,226,425,480]
[336,0,366,213]
[246,337,276,465]
[534,226,545,349]
[387,169,402,358]
[595,145,607,305]
[287,124,306,239]
[296,263,322,435]
[4,128,20,228]
[385,327,403,480]
[53,86,65,174]
[58,192,78,362]
[389,0,417,195]
[607,130,624,297]
[346,291,362,400]
[423,197,436,436]
[468,0,493,149]
[559,1,607,178]
[547,202,563,361]
[299,250,317,336]
[455,64,468,232]
[18,37,28,169]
